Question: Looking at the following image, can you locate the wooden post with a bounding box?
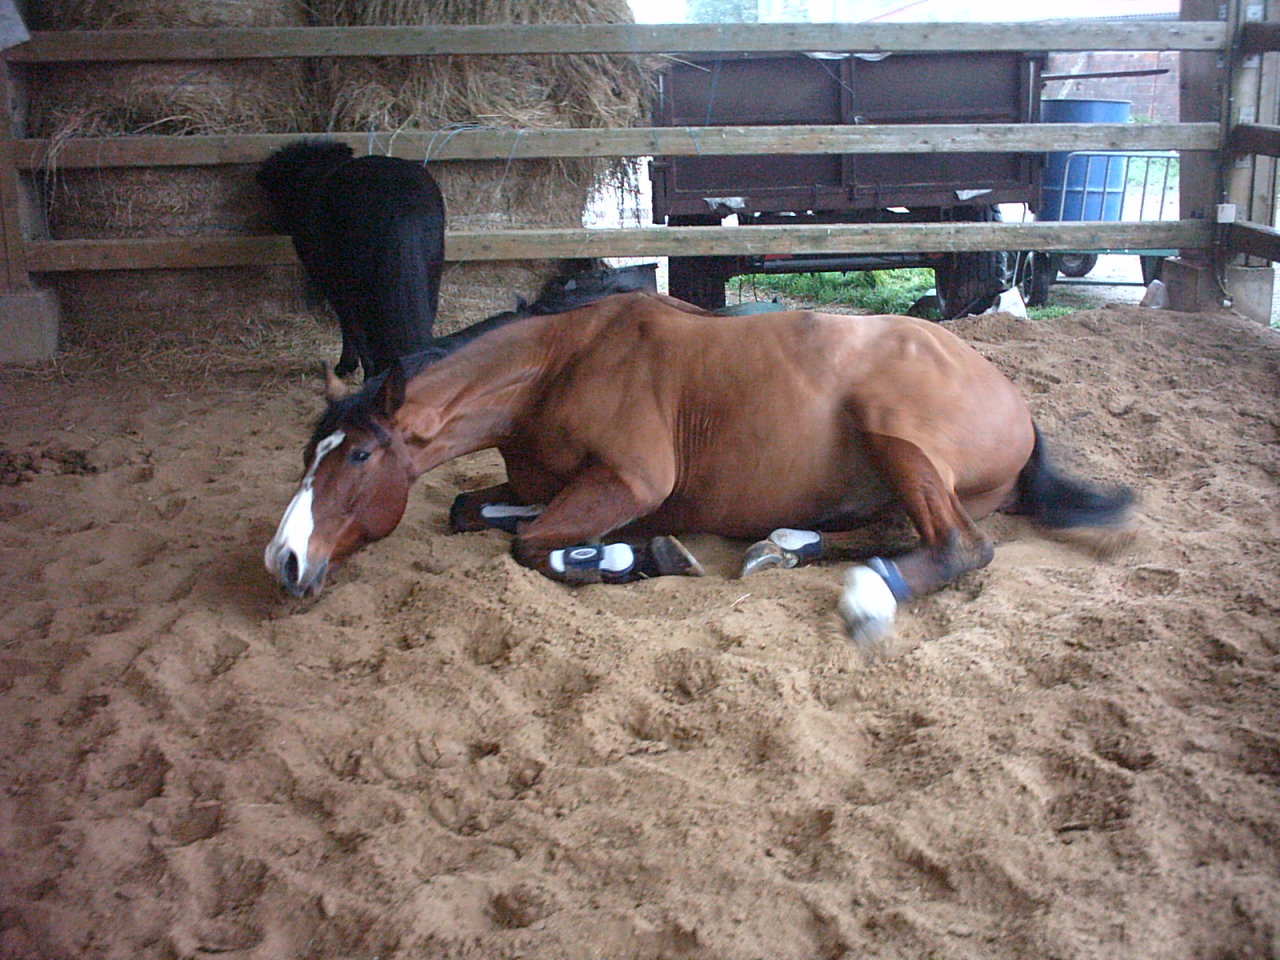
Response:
[0,59,29,292]
[1222,0,1278,318]
[0,56,60,362]
[1180,0,1229,254]
[1251,1,1280,231]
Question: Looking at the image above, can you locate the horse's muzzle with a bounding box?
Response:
[267,545,327,598]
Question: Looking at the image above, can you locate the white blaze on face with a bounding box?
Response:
[264,430,345,578]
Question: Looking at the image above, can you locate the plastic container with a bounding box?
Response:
[1040,98,1132,221]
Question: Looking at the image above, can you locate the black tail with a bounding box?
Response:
[1011,425,1134,528]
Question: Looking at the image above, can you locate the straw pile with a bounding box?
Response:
[307,0,652,329]
[29,0,313,233]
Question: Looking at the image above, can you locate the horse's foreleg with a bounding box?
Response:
[510,463,699,584]
[330,292,375,378]
[335,338,359,378]
[448,483,542,533]
[838,433,993,650]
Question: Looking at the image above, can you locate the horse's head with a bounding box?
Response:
[264,365,413,597]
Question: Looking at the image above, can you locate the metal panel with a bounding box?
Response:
[652,51,1042,221]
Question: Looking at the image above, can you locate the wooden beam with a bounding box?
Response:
[0,63,30,291]
[1223,219,1280,259]
[6,21,1229,63]
[1180,0,1228,257]
[24,221,1213,272]
[1230,122,1280,155]
[14,123,1221,170]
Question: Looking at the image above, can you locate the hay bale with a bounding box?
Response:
[29,61,315,142]
[44,266,330,383]
[29,0,314,345]
[44,165,268,239]
[28,0,305,29]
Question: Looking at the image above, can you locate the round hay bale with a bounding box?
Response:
[28,0,305,29]
[45,266,329,380]
[29,60,315,142]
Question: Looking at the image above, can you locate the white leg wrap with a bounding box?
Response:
[837,564,898,649]
[548,543,636,582]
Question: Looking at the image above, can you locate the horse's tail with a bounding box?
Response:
[1010,424,1134,529]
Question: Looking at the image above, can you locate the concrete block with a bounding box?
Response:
[1162,256,1275,324]
[0,287,60,363]
[1162,257,1222,313]
[1223,263,1275,325]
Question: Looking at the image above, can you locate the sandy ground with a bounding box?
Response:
[1,294,1278,960]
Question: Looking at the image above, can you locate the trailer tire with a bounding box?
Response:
[1057,253,1098,278]
[1018,251,1053,308]
[932,206,1014,320]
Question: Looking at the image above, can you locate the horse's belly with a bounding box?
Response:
[641,450,893,540]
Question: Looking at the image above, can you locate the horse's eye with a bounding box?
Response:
[348,449,372,464]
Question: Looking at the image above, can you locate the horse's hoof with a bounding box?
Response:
[740,528,823,577]
[740,541,789,576]
[648,536,704,577]
[837,564,898,651]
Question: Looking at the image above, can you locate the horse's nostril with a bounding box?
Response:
[282,550,300,587]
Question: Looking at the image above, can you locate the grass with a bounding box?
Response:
[730,268,935,315]
[1125,155,1178,191]
[729,268,1073,321]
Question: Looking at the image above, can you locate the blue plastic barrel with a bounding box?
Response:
[1040,99,1132,221]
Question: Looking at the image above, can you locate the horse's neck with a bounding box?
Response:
[397,322,562,472]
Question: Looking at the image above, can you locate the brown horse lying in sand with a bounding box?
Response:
[264,291,1131,646]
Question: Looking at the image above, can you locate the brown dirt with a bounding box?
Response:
[1,302,1278,959]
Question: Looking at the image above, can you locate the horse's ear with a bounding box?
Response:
[321,363,350,402]
[376,362,407,417]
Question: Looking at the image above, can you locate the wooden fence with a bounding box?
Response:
[2,8,1278,295]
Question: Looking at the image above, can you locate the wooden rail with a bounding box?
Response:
[17,123,1221,169]
[8,21,1228,62]
[1230,122,1280,156]
[25,221,1212,273]
[1223,220,1280,260]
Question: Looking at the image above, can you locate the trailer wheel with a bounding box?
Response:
[1057,253,1098,278]
[1018,251,1053,308]
[932,206,1014,320]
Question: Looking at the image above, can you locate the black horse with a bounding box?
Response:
[257,139,446,380]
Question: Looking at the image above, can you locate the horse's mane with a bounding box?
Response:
[303,346,445,464]
[303,268,661,463]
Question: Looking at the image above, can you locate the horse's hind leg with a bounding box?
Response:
[740,512,919,576]
[838,433,994,650]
